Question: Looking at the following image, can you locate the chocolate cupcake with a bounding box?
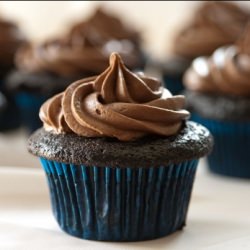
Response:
[184,26,250,178]
[28,53,212,241]
[162,1,249,95]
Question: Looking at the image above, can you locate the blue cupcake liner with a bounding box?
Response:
[14,92,47,133]
[191,113,250,178]
[40,158,198,241]
[162,74,184,95]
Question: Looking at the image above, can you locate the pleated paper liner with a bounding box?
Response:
[192,113,250,178]
[40,158,198,241]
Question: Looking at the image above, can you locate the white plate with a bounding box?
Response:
[1,161,250,250]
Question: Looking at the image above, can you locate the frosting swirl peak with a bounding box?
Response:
[40,53,189,141]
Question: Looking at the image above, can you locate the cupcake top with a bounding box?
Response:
[16,8,144,77]
[69,8,140,46]
[0,17,26,71]
[184,26,250,97]
[39,53,189,141]
[172,2,249,59]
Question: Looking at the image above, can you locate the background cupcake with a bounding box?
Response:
[0,17,25,131]
[28,53,212,241]
[68,7,146,71]
[0,17,26,81]
[5,7,145,133]
[184,26,250,178]
[161,1,250,95]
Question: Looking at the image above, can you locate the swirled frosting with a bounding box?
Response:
[172,2,249,59]
[184,27,250,97]
[16,8,143,77]
[0,18,25,69]
[69,8,140,46]
[40,53,189,141]
[16,40,110,77]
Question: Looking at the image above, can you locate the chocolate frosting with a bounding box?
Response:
[69,8,140,46]
[0,18,25,69]
[16,8,144,77]
[184,27,250,97]
[16,40,109,77]
[40,53,189,141]
[172,2,249,59]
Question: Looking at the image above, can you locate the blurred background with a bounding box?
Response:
[0,1,250,167]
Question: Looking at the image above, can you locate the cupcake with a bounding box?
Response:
[184,26,250,178]
[6,8,145,133]
[0,17,26,81]
[0,17,25,131]
[162,1,249,95]
[67,7,145,71]
[28,53,212,241]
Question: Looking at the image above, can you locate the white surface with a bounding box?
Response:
[1,162,250,250]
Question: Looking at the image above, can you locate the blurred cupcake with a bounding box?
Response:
[0,17,26,81]
[162,1,249,95]
[0,17,25,131]
[6,8,145,133]
[5,38,84,133]
[68,7,145,71]
[184,26,250,178]
[28,53,212,241]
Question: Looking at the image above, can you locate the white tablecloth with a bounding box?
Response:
[1,161,250,250]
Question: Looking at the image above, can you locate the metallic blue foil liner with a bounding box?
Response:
[162,75,184,95]
[40,158,198,241]
[192,113,250,178]
[14,92,47,133]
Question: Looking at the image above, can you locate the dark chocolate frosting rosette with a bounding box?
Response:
[40,53,189,141]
